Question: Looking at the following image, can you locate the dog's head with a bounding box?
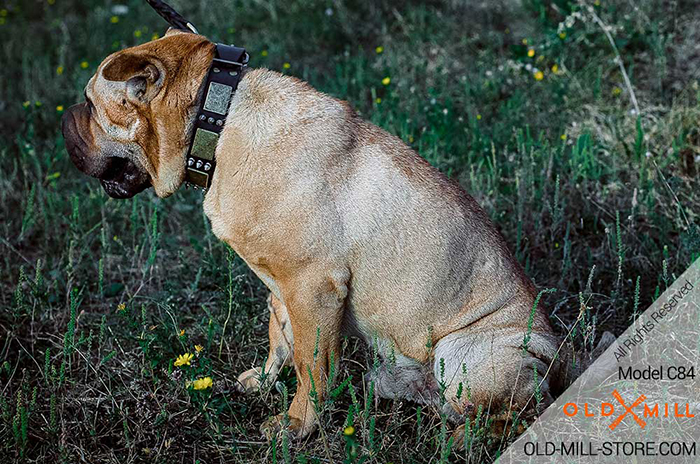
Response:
[62,29,215,198]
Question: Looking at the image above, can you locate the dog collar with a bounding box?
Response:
[145,0,247,190]
[184,44,248,190]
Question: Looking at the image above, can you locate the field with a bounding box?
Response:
[1,0,699,462]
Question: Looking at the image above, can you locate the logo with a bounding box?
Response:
[609,390,646,430]
[563,390,695,430]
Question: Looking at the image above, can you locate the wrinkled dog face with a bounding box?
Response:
[62,30,214,198]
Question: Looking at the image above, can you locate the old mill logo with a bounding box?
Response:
[563,390,695,431]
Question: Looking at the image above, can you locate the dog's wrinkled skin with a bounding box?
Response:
[62,30,213,198]
[63,30,560,440]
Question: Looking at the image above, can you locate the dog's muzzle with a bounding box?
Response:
[62,103,151,199]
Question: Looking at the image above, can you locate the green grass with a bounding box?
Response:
[1,0,699,462]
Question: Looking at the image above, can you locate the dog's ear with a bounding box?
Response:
[102,54,163,105]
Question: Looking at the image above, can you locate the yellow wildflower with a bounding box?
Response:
[551,64,559,74]
[178,329,185,337]
[559,32,567,39]
[522,38,528,45]
[35,101,42,107]
[134,30,142,38]
[534,71,544,81]
[382,77,391,86]
[151,33,159,41]
[110,16,119,24]
[174,353,194,367]
[194,345,204,353]
[612,86,622,96]
[261,50,268,57]
[560,134,567,141]
[476,114,482,120]
[80,61,88,69]
[56,105,64,112]
[408,135,414,143]
[56,65,64,75]
[594,0,600,5]
[375,97,382,104]
[193,376,213,390]
[22,101,30,108]
[527,48,535,58]
[343,425,355,436]
[283,62,290,69]
[375,46,384,54]
[116,303,126,312]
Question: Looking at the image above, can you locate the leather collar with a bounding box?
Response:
[184,44,248,190]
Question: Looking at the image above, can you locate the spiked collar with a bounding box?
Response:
[184,44,248,190]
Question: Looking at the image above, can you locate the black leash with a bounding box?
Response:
[145,0,199,34]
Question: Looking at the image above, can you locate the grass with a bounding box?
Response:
[1,0,699,462]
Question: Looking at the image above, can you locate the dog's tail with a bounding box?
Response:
[550,331,616,396]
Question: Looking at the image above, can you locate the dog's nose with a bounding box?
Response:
[62,103,94,175]
[60,106,71,140]
[62,106,83,165]
[61,107,75,150]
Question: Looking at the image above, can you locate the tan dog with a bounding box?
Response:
[62,30,561,439]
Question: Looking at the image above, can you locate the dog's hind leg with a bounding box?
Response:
[236,293,294,393]
[367,351,441,407]
[433,329,556,437]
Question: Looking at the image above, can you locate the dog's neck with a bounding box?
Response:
[182,43,248,191]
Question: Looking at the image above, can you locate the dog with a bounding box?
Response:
[62,29,562,440]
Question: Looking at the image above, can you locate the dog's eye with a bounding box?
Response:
[121,99,127,106]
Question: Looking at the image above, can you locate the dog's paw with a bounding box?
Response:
[260,414,314,441]
[235,367,262,394]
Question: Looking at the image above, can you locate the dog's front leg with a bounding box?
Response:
[261,268,348,440]
[236,294,293,393]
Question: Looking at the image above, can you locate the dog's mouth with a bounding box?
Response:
[62,103,151,199]
[99,156,151,199]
